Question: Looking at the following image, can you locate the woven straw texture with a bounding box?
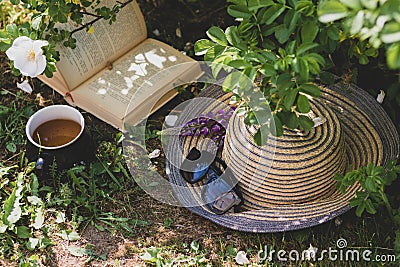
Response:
[166,81,399,232]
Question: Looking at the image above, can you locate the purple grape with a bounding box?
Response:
[206,111,215,119]
[194,130,201,136]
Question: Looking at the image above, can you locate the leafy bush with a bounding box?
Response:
[195,0,400,145]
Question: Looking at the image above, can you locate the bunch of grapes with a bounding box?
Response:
[180,106,236,149]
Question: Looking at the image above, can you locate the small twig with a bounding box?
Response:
[79,11,102,18]
[71,0,133,36]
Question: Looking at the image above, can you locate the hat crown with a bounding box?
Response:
[223,97,346,209]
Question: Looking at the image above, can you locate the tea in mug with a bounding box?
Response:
[32,119,81,147]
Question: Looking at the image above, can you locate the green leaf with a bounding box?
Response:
[6,142,16,153]
[68,246,87,257]
[365,199,376,214]
[349,197,363,207]
[248,0,274,11]
[32,207,45,229]
[297,58,309,81]
[355,202,365,217]
[319,71,335,85]
[227,4,253,19]
[318,1,348,23]
[297,94,311,113]
[284,88,298,110]
[381,22,400,44]
[222,71,254,94]
[299,83,321,97]
[259,63,276,77]
[3,186,22,225]
[225,26,247,50]
[295,0,315,16]
[301,21,319,43]
[194,39,215,55]
[350,10,364,35]
[297,42,319,55]
[365,177,377,192]
[204,45,225,61]
[327,25,341,40]
[228,59,252,69]
[6,24,18,37]
[48,2,69,23]
[360,0,377,9]
[298,115,314,131]
[55,211,66,223]
[262,5,286,25]
[31,16,42,31]
[206,26,227,46]
[26,238,39,251]
[275,26,291,44]
[276,73,294,92]
[286,112,299,129]
[254,124,270,146]
[339,0,361,9]
[271,115,283,136]
[59,230,80,241]
[190,240,200,252]
[16,226,32,239]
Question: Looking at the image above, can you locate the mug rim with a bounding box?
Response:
[26,105,85,150]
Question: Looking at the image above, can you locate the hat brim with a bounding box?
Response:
[166,81,399,232]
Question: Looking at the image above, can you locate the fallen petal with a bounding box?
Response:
[17,80,33,94]
[148,149,161,159]
[376,90,385,104]
[235,251,250,265]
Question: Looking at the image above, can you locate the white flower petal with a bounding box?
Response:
[376,90,385,104]
[148,149,161,159]
[5,46,25,61]
[34,54,47,76]
[17,80,33,94]
[164,115,178,127]
[19,61,40,77]
[6,36,48,77]
[235,251,250,265]
[12,36,33,48]
[33,39,48,49]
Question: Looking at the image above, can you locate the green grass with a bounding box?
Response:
[0,84,399,266]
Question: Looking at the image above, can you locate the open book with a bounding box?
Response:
[39,0,200,130]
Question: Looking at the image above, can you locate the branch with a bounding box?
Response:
[70,0,133,36]
[79,11,102,18]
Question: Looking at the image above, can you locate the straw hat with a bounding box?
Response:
[166,80,399,232]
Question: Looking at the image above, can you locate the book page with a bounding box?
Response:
[70,39,197,124]
[56,0,147,90]
[38,69,70,95]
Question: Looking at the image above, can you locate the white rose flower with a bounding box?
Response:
[6,36,48,77]
[16,80,33,94]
